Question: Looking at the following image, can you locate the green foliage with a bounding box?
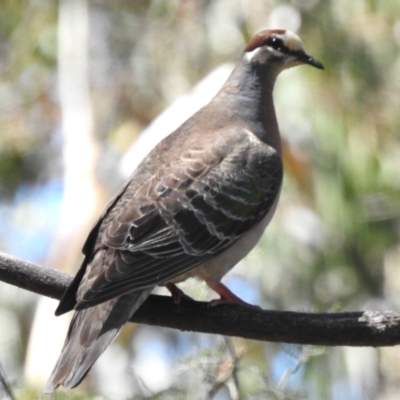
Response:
[18,388,102,400]
[1,0,400,399]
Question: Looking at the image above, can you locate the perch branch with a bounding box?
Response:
[1,251,400,347]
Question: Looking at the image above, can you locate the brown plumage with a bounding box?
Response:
[45,29,323,392]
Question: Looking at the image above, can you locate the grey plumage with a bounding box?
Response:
[45,29,323,392]
[45,289,151,391]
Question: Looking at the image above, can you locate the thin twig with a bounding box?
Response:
[0,362,15,400]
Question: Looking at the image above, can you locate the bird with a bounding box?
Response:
[45,29,323,392]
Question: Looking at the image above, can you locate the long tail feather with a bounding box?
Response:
[45,288,152,393]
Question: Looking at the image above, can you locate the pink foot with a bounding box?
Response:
[165,283,194,304]
[207,282,260,308]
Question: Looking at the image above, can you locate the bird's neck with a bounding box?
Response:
[214,61,282,156]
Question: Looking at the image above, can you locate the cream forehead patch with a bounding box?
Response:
[282,31,304,52]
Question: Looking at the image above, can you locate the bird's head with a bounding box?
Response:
[244,29,324,73]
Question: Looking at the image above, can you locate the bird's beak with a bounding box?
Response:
[294,50,324,70]
[305,54,324,70]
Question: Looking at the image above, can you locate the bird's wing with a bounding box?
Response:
[65,130,282,311]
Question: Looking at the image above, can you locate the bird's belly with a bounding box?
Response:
[170,185,281,284]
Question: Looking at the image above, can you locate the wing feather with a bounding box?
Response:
[64,130,283,311]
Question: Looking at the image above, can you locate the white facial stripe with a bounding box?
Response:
[244,46,262,62]
[244,30,305,63]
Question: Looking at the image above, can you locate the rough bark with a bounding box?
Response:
[1,251,400,347]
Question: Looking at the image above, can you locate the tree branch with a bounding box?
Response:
[1,251,400,347]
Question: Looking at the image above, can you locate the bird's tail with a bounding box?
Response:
[44,288,152,393]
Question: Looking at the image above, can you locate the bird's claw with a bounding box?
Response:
[208,297,261,309]
[165,282,195,304]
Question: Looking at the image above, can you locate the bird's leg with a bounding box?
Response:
[165,282,194,304]
[207,282,259,308]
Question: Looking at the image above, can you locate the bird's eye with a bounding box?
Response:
[265,37,287,52]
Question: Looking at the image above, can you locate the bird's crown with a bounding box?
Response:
[244,29,324,70]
